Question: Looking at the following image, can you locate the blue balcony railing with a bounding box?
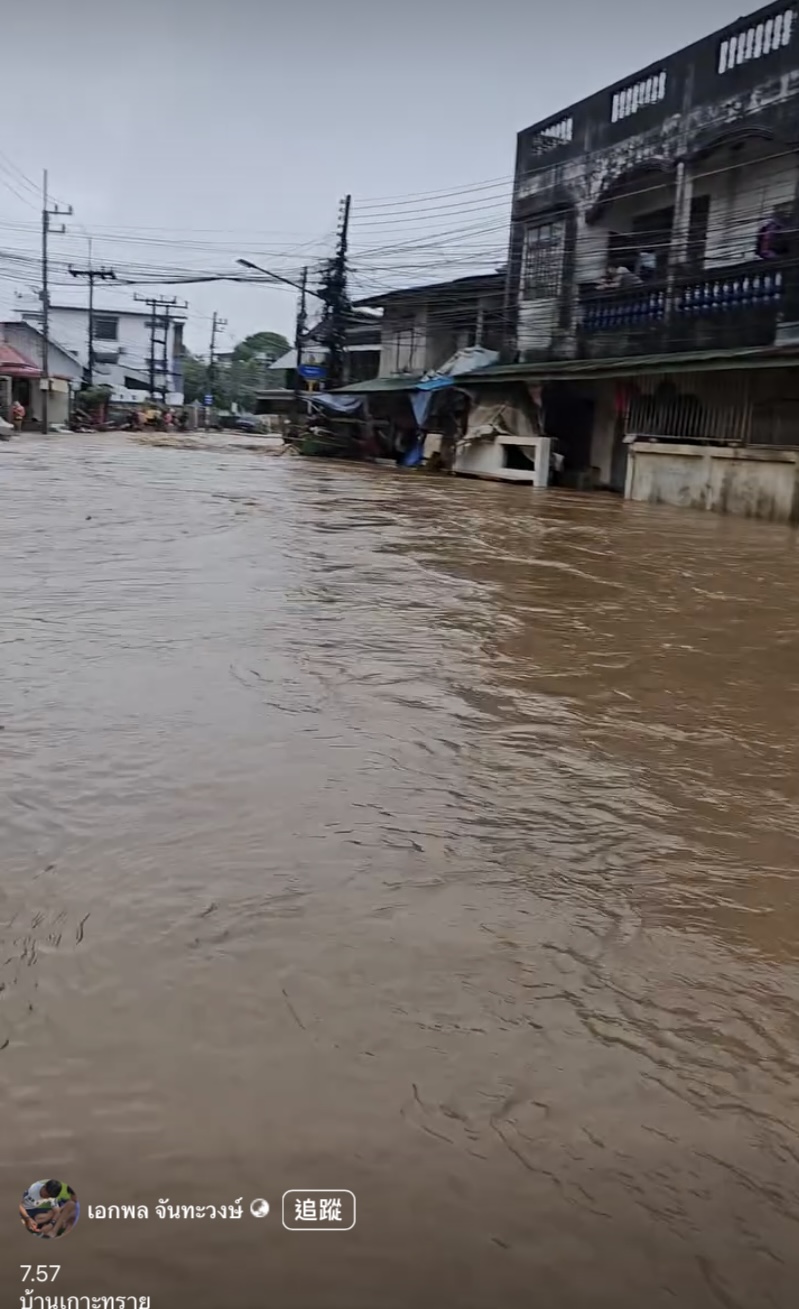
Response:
[673,263,784,318]
[578,259,788,355]
[580,282,667,333]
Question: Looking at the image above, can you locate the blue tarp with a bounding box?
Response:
[410,390,433,427]
[309,393,363,415]
[400,437,424,468]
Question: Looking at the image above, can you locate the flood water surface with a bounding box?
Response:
[2,434,799,1307]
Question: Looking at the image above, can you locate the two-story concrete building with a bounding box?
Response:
[18,298,184,406]
[465,0,799,518]
[357,272,506,378]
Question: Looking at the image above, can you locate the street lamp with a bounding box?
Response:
[236,258,317,439]
[235,258,323,300]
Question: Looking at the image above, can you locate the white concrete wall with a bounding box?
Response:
[590,384,617,485]
[574,215,608,285]
[626,441,799,520]
[517,297,560,356]
[455,435,551,484]
[28,379,70,427]
[379,306,428,376]
[21,306,183,404]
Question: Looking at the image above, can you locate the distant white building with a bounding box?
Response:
[17,298,184,405]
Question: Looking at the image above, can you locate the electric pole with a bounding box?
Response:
[161,305,172,406]
[68,254,116,389]
[134,294,187,404]
[291,266,308,438]
[41,170,72,434]
[207,311,227,412]
[319,194,351,392]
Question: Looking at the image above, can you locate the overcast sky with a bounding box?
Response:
[1,0,748,355]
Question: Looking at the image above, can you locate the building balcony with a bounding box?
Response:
[581,281,668,335]
[671,261,784,348]
[578,259,787,357]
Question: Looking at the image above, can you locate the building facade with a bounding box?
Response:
[359,273,505,378]
[488,0,799,516]
[0,322,83,427]
[18,301,184,405]
[508,0,799,362]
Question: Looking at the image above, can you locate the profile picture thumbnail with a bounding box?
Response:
[19,1179,79,1240]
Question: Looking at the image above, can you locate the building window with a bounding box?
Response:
[391,314,416,372]
[93,315,119,341]
[521,221,565,298]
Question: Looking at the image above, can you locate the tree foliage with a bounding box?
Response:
[182,352,209,406]
[182,330,290,411]
[231,331,289,364]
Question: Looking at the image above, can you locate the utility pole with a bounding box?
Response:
[134,294,187,404]
[41,170,72,434]
[291,266,308,438]
[207,310,227,413]
[68,252,115,389]
[320,195,351,392]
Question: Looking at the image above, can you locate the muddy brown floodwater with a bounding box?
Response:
[2,433,799,1308]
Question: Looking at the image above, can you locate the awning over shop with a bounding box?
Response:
[333,373,423,395]
[0,343,40,377]
[454,344,799,386]
[309,393,364,415]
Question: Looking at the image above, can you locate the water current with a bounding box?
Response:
[2,434,799,1307]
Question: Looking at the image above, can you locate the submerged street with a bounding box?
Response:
[2,434,799,1307]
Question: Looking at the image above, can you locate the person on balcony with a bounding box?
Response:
[756,215,789,260]
[598,263,642,289]
[636,250,658,281]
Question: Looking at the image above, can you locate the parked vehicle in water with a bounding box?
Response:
[218,413,262,434]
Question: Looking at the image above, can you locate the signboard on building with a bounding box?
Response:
[298,363,326,381]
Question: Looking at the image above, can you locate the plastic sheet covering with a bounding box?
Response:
[412,347,501,429]
[459,394,540,449]
[309,393,364,416]
[420,346,499,384]
[411,389,435,427]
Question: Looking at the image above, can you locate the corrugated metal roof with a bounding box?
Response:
[356,272,505,309]
[457,345,799,385]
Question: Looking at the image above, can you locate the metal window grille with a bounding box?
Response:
[625,371,752,444]
[521,222,565,298]
[93,315,119,341]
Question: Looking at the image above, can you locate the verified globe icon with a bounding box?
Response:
[250,1198,270,1218]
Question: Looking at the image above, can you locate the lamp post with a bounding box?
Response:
[235,258,322,299]
[236,259,317,440]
